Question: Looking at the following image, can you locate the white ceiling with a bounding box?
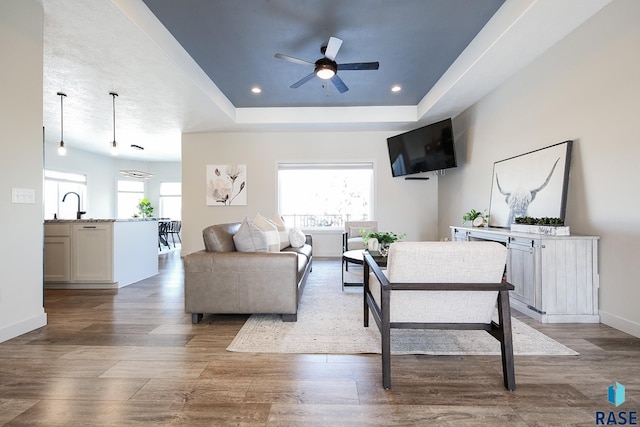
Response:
[42,0,612,162]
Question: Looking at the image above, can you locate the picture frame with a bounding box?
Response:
[488,141,572,228]
[206,164,247,206]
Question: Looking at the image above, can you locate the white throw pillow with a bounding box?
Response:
[233,217,267,252]
[253,213,280,252]
[269,215,290,250]
[278,230,290,250]
[350,226,375,237]
[271,215,286,231]
[289,227,306,248]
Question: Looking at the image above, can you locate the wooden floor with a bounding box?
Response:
[1,252,639,426]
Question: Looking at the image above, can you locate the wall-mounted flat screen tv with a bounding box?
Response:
[386,118,457,177]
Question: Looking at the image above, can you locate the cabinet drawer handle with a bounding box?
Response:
[82,226,97,229]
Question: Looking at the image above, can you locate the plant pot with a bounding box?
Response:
[510,224,570,236]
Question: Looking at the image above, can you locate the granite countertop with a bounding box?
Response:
[45,218,161,223]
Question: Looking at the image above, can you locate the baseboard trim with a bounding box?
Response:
[0,312,47,344]
[599,310,640,338]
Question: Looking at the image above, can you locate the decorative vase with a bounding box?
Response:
[367,238,379,251]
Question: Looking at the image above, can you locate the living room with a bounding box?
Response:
[2,0,640,421]
[3,0,639,344]
[0,0,640,425]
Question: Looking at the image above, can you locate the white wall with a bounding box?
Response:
[182,131,439,256]
[0,0,48,342]
[440,0,640,337]
[45,143,180,219]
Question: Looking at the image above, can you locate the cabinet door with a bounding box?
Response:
[451,228,468,241]
[72,224,113,282]
[506,238,537,308]
[44,236,71,282]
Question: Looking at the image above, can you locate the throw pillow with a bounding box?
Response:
[269,215,290,250]
[253,213,280,252]
[350,226,375,237]
[233,218,268,252]
[271,215,286,231]
[278,230,290,250]
[289,227,306,248]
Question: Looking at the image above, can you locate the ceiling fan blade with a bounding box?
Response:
[275,53,314,66]
[338,62,380,71]
[330,74,349,93]
[290,72,316,88]
[323,37,343,61]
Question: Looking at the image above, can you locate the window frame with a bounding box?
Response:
[277,161,376,231]
[159,181,182,220]
[116,179,145,219]
[44,169,87,220]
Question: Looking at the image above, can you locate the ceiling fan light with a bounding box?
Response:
[316,67,335,80]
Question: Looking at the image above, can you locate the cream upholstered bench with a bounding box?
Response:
[363,241,515,390]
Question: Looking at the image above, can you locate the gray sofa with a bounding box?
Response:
[184,222,312,323]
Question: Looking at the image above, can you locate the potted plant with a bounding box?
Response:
[136,198,154,218]
[511,216,569,236]
[462,209,489,227]
[362,231,406,255]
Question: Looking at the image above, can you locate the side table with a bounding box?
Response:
[342,249,387,290]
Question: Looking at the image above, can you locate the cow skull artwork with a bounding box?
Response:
[495,157,561,225]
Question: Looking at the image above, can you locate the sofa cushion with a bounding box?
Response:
[233,218,268,252]
[203,222,241,252]
[282,243,312,261]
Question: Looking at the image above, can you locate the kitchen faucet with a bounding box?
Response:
[62,191,86,219]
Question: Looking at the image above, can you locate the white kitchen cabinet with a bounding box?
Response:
[71,223,113,282]
[44,220,158,289]
[451,226,600,323]
[44,224,71,282]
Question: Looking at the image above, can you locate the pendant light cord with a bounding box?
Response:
[110,92,118,144]
[57,92,66,141]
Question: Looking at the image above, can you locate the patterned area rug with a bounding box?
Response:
[227,261,578,356]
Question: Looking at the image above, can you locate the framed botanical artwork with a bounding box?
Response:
[488,141,572,228]
[206,164,247,206]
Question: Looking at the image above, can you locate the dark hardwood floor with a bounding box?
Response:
[1,252,638,426]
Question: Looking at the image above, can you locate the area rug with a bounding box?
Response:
[227,261,578,356]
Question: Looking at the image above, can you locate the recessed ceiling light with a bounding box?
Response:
[391,85,402,92]
[251,87,262,94]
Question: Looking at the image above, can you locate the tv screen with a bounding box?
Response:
[386,118,457,177]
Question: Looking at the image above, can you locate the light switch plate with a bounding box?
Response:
[12,188,36,204]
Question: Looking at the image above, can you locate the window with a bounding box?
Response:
[117,180,145,219]
[44,170,87,219]
[159,181,182,219]
[278,163,374,229]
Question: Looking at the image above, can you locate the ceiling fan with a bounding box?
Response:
[274,37,379,93]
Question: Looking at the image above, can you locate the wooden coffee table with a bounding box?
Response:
[342,249,386,290]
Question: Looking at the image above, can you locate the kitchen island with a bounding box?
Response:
[44,219,159,289]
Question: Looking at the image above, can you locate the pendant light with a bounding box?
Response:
[57,92,67,156]
[109,92,119,156]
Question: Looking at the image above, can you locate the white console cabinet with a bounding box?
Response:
[451,226,600,323]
